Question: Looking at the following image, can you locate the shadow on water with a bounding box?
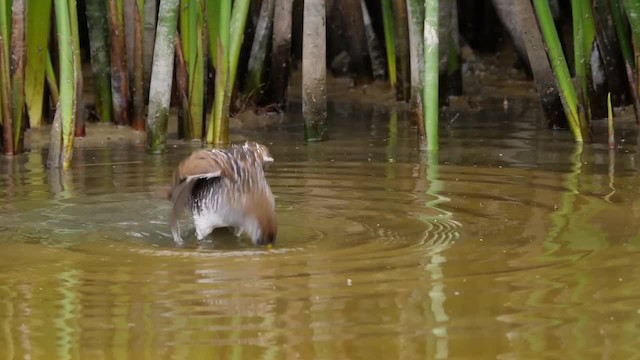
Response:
[2,98,640,357]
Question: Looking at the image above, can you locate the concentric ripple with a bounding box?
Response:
[3,103,640,358]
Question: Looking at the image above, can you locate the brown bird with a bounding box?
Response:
[166,141,277,246]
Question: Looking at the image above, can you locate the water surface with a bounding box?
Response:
[2,99,640,359]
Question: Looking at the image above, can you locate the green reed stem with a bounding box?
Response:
[24,0,52,128]
[45,51,60,105]
[51,0,74,168]
[533,0,584,142]
[207,0,229,144]
[0,0,12,154]
[423,0,439,150]
[381,0,397,88]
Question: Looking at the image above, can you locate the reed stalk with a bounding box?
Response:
[245,0,275,100]
[381,0,397,89]
[623,0,640,50]
[607,92,614,148]
[610,0,640,122]
[24,0,52,129]
[393,0,411,101]
[361,0,386,80]
[406,0,424,135]
[269,0,293,108]
[187,0,204,139]
[227,0,251,102]
[302,0,328,141]
[423,0,438,150]
[86,0,112,123]
[207,0,230,144]
[0,1,12,154]
[533,0,584,142]
[10,0,26,153]
[174,36,190,138]
[206,0,220,67]
[623,0,640,120]
[207,0,250,144]
[45,51,60,105]
[593,0,627,109]
[49,0,74,168]
[343,0,372,85]
[107,0,130,126]
[68,0,84,138]
[143,0,156,101]
[132,0,145,131]
[180,0,189,64]
[571,0,595,125]
[146,0,179,153]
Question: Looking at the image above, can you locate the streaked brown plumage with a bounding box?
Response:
[167,141,277,246]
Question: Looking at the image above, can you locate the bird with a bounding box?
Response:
[166,141,277,246]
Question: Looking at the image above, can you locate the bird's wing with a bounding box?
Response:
[168,150,232,237]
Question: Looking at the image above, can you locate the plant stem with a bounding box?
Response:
[0,1,12,155]
[86,0,113,123]
[10,0,26,153]
[302,0,328,141]
[207,0,230,144]
[146,0,180,153]
[381,0,397,89]
[51,0,75,168]
[423,0,438,150]
[132,0,146,131]
[24,0,52,128]
[107,0,130,126]
[533,0,584,142]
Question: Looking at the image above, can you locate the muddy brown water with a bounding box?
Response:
[2,99,640,359]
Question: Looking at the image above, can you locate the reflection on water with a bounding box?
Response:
[2,99,640,358]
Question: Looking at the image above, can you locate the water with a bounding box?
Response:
[2,98,640,359]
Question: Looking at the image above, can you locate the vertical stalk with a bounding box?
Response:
[393,0,411,101]
[607,92,614,148]
[86,0,113,123]
[174,36,190,137]
[269,0,293,108]
[623,0,640,122]
[187,0,204,139]
[343,0,372,85]
[45,51,60,105]
[24,0,52,129]
[142,0,156,101]
[245,0,276,100]
[207,0,230,144]
[571,0,594,127]
[623,0,640,47]
[132,0,146,131]
[68,0,84,138]
[206,0,220,67]
[107,0,130,126]
[423,0,438,150]
[226,0,251,102]
[302,0,328,141]
[207,0,250,145]
[146,0,179,153]
[381,0,397,89]
[10,0,26,153]
[51,0,75,168]
[407,0,424,135]
[361,0,386,80]
[0,1,12,154]
[533,0,584,142]
[611,0,640,122]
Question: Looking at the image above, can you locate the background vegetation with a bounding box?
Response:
[1,0,640,167]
